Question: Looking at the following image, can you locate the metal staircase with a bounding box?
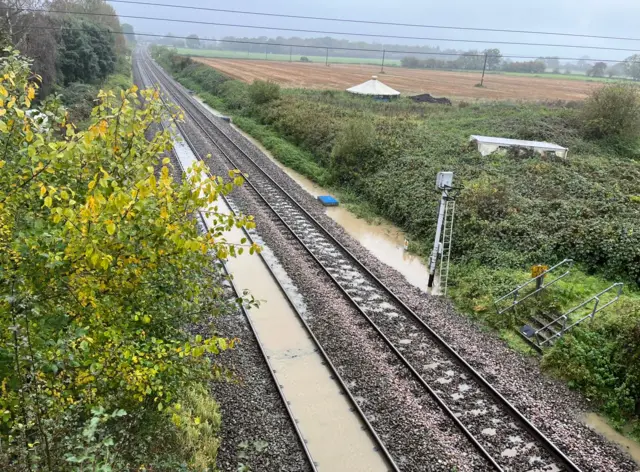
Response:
[494,259,574,315]
[438,200,456,296]
[495,260,624,351]
[521,283,624,350]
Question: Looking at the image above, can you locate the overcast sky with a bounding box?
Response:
[111,0,640,60]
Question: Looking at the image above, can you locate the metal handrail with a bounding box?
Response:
[537,283,624,347]
[495,259,574,315]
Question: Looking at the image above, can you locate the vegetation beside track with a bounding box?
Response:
[0,42,264,469]
[154,46,640,439]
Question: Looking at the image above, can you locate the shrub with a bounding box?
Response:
[59,82,99,123]
[330,119,378,183]
[248,79,281,104]
[581,83,640,140]
[219,80,251,110]
[300,56,310,62]
[543,302,640,421]
[0,50,256,470]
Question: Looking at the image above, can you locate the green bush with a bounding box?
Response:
[59,82,99,123]
[248,79,281,104]
[543,302,640,421]
[219,80,251,110]
[581,83,640,140]
[330,119,378,183]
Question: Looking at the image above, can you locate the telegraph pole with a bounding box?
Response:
[480,53,489,86]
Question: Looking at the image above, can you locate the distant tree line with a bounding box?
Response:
[154,33,466,60]
[156,30,640,81]
[0,0,125,96]
[400,49,640,79]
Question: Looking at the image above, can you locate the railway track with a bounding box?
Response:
[138,50,583,472]
[135,55,398,472]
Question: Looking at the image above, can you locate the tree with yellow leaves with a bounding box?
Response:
[0,47,258,470]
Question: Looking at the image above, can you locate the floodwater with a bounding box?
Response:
[234,126,432,291]
[583,413,640,466]
[171,118,389,472]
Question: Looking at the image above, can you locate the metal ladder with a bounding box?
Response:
[438,199,456,296]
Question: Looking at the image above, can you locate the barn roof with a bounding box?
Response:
[347,76,400,96]
[470,135,568,158]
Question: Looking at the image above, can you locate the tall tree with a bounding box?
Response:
[587,62,607,78]
[186,33,200,49]
[483,48,502,70]
[0,0,48,49]
[625,54,640,81]
[121,22,135,44]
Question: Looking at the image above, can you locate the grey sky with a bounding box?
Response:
[111,0,640,60]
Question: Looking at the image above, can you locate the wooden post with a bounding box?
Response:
[289,45,292,62]
[265,44,268,60]
[380,49,386,73]
[326,48,329,66]
[480,53,488,86]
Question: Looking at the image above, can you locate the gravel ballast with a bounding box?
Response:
[144,56,639,472]
[134,60,314,472]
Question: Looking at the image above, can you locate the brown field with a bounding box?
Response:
[193,57,604,101]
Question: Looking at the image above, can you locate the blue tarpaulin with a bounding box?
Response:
[317,195,339,206]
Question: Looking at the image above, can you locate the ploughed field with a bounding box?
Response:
[193,57,603,101]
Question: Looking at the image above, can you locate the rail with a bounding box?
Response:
[140,50,583,472]
[494,258,574,315]
[135,54,398,472]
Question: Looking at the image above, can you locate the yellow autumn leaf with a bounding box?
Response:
[97,120,108,137]
[44,196,52,208]
[27,86,35,100]
[0,85,6,97]
[106,222,116,235]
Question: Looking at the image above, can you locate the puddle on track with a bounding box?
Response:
[583,413,640,466]
[233,125,432,291]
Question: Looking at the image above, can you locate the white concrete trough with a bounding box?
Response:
[470,135,568,159]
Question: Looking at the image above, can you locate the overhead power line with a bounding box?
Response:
[10,7,640,54]
[21,25,640,64]
[105,0,640,43]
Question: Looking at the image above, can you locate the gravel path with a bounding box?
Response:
[143,55,639,471]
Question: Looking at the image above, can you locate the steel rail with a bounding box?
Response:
[141,51,582,472]
[133,57,323,472]
[143,52,503,470]
[136,54,399,472]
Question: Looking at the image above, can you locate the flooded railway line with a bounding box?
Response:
[136,49,589,472]
[136,54,396,472]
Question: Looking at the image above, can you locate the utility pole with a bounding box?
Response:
[325,48,329,66]
[265,44,268,60]
[480,53,489,86]
[289,45,292,62]
[380,49,386,73]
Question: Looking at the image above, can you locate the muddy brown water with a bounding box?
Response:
[232,127,432,292]
[583,413,640,466]
[172,127,389,471]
